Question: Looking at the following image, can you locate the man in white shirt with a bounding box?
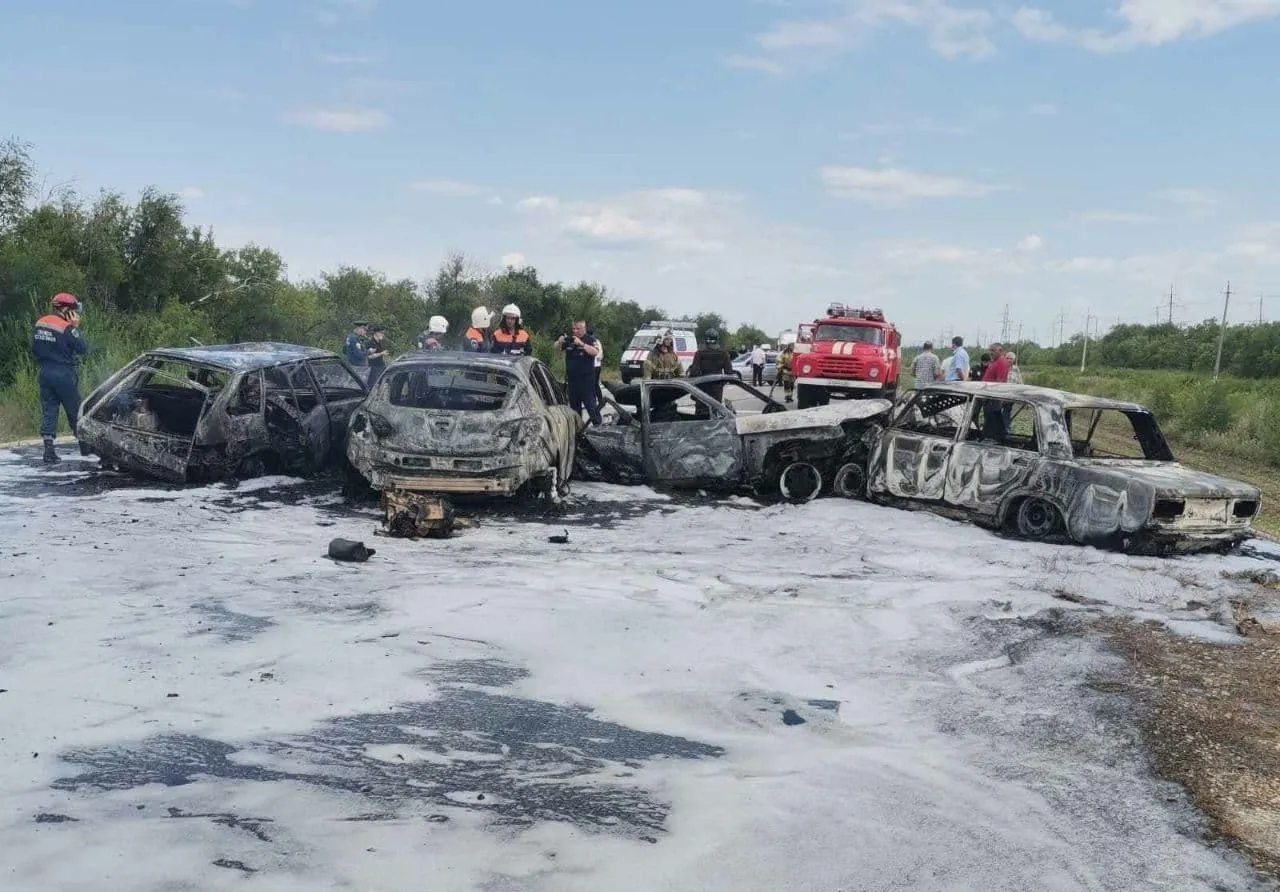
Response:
[750,344,767,387]
[945,336,970,382]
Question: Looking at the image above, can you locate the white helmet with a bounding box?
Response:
[501,303,521,320]
[471,306,492,328]
[428,315,448,334]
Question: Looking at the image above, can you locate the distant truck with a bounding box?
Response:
[791,304,901,408]
[618,320,698,384]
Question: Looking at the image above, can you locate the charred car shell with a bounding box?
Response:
[77,343,368,483]
[576,375,891,500]
[867,382,1262,554]
[345,353,580,501]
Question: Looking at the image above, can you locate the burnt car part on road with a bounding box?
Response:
[346,353,580,508]
[866,382,1262,554]
[77,344,368,483]
[577,375,889,502]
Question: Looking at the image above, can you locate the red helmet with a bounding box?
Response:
[52,293,79,309]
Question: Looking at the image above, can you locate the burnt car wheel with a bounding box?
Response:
[779,461,823,503]
[1013,498,1062,540]
[832,462,867,499]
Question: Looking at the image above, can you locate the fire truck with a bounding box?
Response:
[791,303,902,408]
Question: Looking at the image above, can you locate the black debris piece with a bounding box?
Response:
[328,538,376,562]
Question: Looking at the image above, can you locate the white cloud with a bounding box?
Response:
[500,252,527,268]
[721,54,787,75]
[820,166,998,204]
[1029,102,1058,115]
[1154,187,1222,207]
[317,53,380,65]
[1013,1,1280,52]
[179,186,206,200]
[283,108,389,132]
[515,195,561,213]
[1017,234,1044,252]
[749,1,997,62]
[1076,210,1160,224]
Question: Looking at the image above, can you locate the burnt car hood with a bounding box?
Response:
[733,400,891,436]
[1075,459,1260,500]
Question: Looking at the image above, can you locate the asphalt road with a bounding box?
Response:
[2,444,1278,891]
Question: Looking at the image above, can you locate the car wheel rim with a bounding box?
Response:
[779,462,822,503]
[833,463,866,499]
[1018,499,1058,538]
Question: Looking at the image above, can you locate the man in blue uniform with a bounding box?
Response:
[344,321,370,372]
[32,292,89,463]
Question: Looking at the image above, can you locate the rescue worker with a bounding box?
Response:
[414,315,449,351]
[32,292,89,463]
[688,328,734,408]
[490,304,532,356]
[463,306,492,352]
[344,321,370,369]
[643,331,683,380]
[366,325,391,387]
[777,341,796,403]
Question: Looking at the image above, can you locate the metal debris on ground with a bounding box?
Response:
[548,529,570,544]
[328,538,376,562]
[380,490,456,539]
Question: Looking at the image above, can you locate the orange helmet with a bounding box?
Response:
[52,292,80,309]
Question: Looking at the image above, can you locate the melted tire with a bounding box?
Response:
[779,461,823,503]
[832,462,868,500]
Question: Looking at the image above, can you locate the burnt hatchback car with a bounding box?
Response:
[866,382,1261,553]
[576,375,891,500]
[345,353,580,504]
[77,343,369,482]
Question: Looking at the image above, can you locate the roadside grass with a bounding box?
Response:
[1100,596,1280,880]
[1025,366,1280,538]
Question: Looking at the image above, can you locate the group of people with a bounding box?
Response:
[910,337,1023,389]
[343,304,608,426]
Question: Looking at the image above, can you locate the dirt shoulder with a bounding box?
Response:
[1098,572,1280,879]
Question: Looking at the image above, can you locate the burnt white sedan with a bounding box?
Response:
[866,383,1261,554]
[345,353,581,506]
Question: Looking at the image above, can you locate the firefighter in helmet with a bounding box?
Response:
[32,293,89,463]
[490,304,532,357]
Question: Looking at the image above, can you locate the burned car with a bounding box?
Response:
[77,343,368,482]
[867,383,1262,553]
[345,353,580,505]
[577,375,891,500]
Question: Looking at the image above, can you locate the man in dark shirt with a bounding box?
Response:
[366,326,391,388]
[688,328,734,410]
[556,319,602,425]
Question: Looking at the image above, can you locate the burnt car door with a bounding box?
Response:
[578,387,645,483]
[529,361,579,479]
[944,397,1041,519]
[305,356,368,452]
[880,390,968,500]
[640,381,745,487]
[263,362,330,471]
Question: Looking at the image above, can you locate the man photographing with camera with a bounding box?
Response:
[556,319,603,426]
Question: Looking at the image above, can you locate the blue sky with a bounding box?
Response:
[3,0,1280,343]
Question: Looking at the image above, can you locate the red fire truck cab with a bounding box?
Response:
[791,304,901,408]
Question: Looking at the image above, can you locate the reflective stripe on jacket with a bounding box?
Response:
[32,314,88,367]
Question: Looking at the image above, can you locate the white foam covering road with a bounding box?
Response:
[1,446,1277,891]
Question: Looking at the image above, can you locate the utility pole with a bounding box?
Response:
[1054,309,1068,347]
[1260,296,1265,325]
[1213,281,1231,383]
[1015,322,1023,344]
[1167,284,1175,325]
[1080,311,1092,372]
[999,305,1011,343]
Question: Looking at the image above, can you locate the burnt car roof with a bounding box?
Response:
[609,375,741,405]
[147,343,338,371]
[920,382,1149,413]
